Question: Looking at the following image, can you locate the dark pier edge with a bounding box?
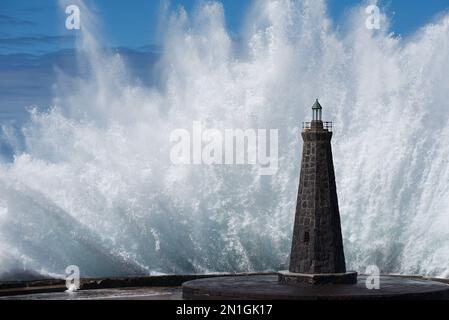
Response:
[0,273,272,297]
[0,273,448,298]
[182,274,449,300]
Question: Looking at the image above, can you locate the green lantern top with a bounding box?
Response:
[312,99,322,121]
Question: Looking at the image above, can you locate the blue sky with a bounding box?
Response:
[1,0,449,55]
[1,0,449,125]
[0,0,252,55]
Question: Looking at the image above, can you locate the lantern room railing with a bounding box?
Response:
[302,121,333,132]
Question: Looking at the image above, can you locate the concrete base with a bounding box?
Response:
[182,275,449,300]
[278,270,358,285]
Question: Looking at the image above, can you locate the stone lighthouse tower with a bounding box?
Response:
[183,99,449,298]
[279,100,357,284]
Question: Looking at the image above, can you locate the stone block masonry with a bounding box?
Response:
[289,126,346,274]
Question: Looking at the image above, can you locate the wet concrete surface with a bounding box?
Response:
[1,274,448,300]
[0,287,182,300]
[183,275,449,300]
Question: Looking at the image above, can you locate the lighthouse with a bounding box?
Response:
[279,100,357,284]
[183,100,449,299]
